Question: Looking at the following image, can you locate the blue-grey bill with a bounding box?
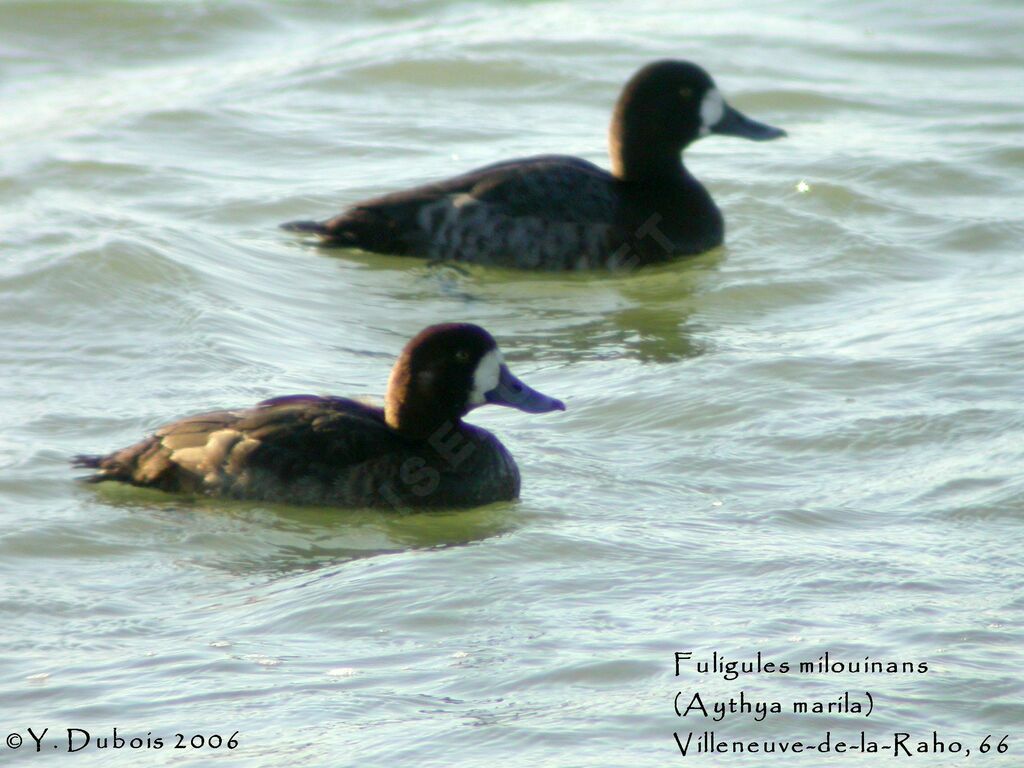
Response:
[713,104,786,141]
[485,365,565,413]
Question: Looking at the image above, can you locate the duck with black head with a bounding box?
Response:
[73,324,564,509]
[282,60,785,269]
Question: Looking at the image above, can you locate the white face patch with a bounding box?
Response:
[468,348,503,405]
[699,88,725,136]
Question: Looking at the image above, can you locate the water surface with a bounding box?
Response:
[1,1,1023,765]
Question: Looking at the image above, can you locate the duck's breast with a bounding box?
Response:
[359,423,520,510]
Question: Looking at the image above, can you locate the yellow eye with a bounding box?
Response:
[455,349,470,363]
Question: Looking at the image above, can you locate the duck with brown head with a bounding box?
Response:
[73,324,564,509]
[282,60,785,269]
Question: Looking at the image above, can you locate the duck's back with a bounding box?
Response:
[75,396,519,508]
[292,155,623,269]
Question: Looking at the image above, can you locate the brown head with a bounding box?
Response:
[609,60,786,181]
[384,323,565,440]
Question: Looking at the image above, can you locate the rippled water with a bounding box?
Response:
[2,1,1023,765]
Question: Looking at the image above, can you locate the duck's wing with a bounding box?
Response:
[282,155,622,269]
[73,396,402,501]
[445,155,618,220]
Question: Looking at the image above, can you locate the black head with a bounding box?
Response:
[385,323,565,439]
[610,60,786,180]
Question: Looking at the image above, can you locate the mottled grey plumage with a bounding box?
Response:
[290,156,618,269]
[73,324,565,510]
[282,60,786,269]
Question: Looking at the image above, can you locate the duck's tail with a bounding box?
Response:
[71,454,109,482]
[280,208,407,253]
[279,219,330,234]
[72,453,101,468]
